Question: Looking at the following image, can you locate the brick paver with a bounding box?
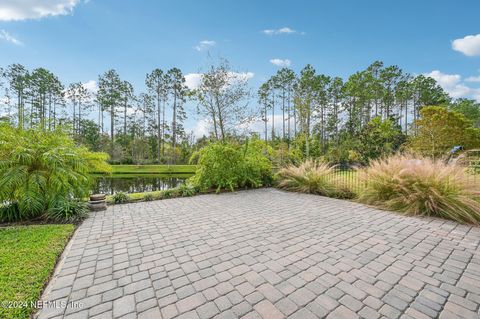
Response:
[35,189,480,318]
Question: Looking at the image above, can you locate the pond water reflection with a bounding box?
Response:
[92,174,191,194]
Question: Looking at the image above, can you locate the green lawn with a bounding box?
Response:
[0,225,74,319]
[94,164,197,175]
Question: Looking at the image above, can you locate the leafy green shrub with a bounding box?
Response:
[45,199,89,223]
[0,203,20,223]
[112,192,129,204]
[161,189,172,199]
[179,184,197,197]
[243,138,275,186]
[143,193,154,201]
[358,154,480,223]
[0,124,110,222]
[276,160,352,198]
[189,141,273,192]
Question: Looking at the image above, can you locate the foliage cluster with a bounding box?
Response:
[276,160,353,198]
[189,139,273,192]
[409,106,480,159]
[0,124,110,223]
[1,60,465,166]
[276,154,480,223]
[358,155,480,224]
[107,184,199,204]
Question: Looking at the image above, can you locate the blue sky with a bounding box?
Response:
[0,0,479,134]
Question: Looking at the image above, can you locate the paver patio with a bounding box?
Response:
[35,188,480,319]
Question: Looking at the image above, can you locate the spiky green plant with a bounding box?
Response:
[45,199,89,223]
[143,193,154,201]
[112,192,129,204]
[358,154,480,224]
[179,184,197,197]
[0,124,110,222]
[276,160,351,197]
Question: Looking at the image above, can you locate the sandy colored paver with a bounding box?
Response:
[36,189,480,319]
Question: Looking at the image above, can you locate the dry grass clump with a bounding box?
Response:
[276,160,353,198]
[358,154,480,223]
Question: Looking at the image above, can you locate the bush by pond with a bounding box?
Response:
[112,191,130,204]
[0,125,110,223]
[358,155,480,224]
[189,140,273,192]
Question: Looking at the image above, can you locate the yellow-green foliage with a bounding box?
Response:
[409,106,480,159]
[358,154,480,223]
[189,141,273,192]
[0,124,111,222]
[276,160,352,198]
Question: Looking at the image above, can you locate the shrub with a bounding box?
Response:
[112,192,129,204]
[143,193,154,201]
[409,106,480,159]
[189,141,273,192]
[45,199,89,223]
[0,203,20,223]
[0,124,110,222]
[276,160,352,198]
[244,138,274,186]
[179,184,197,197]
[161,189,173,199]
[358,154,480,223]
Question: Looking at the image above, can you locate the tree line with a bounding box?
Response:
[0,60,478,164]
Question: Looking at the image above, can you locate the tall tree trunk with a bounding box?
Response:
[73,99,76,135]
[48,94,52,131]
[157,94,161,163]
[123,98,127,138]
[172,93,177,164]
[271,93,275,140]
[53,101,56,129]
[78,101,82,136]
[161,99,166,158]
[294,104,297,137]
[110,105,115,154]
[287,90,291,149]
[17,94,23,129]
[264,105,268,144]
[282,90,285,140]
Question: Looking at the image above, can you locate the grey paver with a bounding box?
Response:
[34,189,480,318]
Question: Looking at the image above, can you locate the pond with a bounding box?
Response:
[92,174,192,194]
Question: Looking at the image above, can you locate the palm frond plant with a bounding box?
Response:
[0,124,111,223]
[358,154,480,224]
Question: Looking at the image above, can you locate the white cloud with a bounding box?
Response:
[184,72,254,90]
[184,73,203,90]
[190,118,211,139]
[229,71,254,82]
[262,27,303,36]
[194,40,216,52]
[0,29,23,45]
[465,75,480,83]
[425,70,480,102]
[83,80,97,92]
[452,34,480,56]
[269,58,291,67]
[0,0,80,21]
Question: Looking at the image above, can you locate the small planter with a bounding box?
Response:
[88,194,107,211]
